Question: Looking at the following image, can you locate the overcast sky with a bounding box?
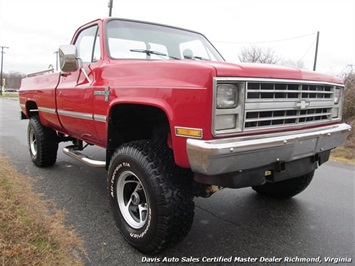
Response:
[0,0,354,76]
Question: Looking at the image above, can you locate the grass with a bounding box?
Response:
[0,91,18,94]
[330,119,355,164]
[331,146,355,165]
[0,93,19,98]
[0,156,85,266]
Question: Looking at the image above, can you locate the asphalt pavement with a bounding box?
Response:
[0,97,354,265]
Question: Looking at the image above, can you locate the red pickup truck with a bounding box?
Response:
[19,18,351,253]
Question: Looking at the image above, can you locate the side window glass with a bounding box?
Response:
[75,25,100,63]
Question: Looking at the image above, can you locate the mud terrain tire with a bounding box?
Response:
[27,115,58,167]
[108,140,194,254]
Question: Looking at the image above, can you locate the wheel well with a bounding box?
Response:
[106,104,170,166]
[26,101,39,118]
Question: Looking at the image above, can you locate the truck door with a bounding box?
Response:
[56,24,101,144]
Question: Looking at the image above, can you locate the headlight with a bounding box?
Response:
[216,84,238,109]
[213,79,245,136]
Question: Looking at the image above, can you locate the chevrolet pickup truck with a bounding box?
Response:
[19,18,351,254]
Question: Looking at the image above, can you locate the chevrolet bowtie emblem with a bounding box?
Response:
[295,100,310,110]
[94,87,110,102]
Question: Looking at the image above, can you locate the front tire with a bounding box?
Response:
[252,171,314,199]
[27,116,58,167]
[108,140,194,254]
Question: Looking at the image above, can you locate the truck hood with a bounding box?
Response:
[204,61,343,84]
[102,60,343,88]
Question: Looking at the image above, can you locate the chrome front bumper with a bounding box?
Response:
[186,123,351,176]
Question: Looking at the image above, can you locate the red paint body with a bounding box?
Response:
[19,18,343,168]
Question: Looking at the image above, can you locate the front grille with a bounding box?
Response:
[244,80,340,131]
[247,83,333,100]
[245,108,332,128]
[213,77,343,137]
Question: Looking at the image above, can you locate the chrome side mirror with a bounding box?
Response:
[59,45,79,73]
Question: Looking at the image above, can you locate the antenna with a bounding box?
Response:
[313,31,320,71]
[108,0,113,17]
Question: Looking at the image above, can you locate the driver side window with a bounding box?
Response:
[75,25,100,63]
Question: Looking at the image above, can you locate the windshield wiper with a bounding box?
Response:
[184,55,210,61]
[130,49,180,60]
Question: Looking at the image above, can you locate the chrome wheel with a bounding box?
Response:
[29,128,37,157]
[116,170,149,229]
[108,141,195,253]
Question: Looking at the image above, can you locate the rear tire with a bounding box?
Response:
[108,140,194,254]
[27,116,58,167]
[252,171,314,199]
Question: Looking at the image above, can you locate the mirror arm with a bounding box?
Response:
[76,58,92,86]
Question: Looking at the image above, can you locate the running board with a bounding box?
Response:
[63,146,106,168]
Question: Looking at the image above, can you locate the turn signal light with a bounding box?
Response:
[175,127,202,138]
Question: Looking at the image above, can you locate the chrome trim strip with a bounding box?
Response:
[22,104,106,122]
[94,114,107,122]
[187,123,351,175]
[36,107,106,122]
[38,107,56,115]
[58,110,93,120]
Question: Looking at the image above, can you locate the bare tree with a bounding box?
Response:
[3,71,26,90]
[238,45,281,64]
[343,71,355,123]
[280,59,305,69]
[238,45,306,69]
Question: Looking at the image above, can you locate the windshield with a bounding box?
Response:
[106,20,224,61]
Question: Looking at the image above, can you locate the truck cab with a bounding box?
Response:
[19,18,351,254]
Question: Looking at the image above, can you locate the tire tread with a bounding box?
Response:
[28,116,58,167]
[108,140,194,253]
